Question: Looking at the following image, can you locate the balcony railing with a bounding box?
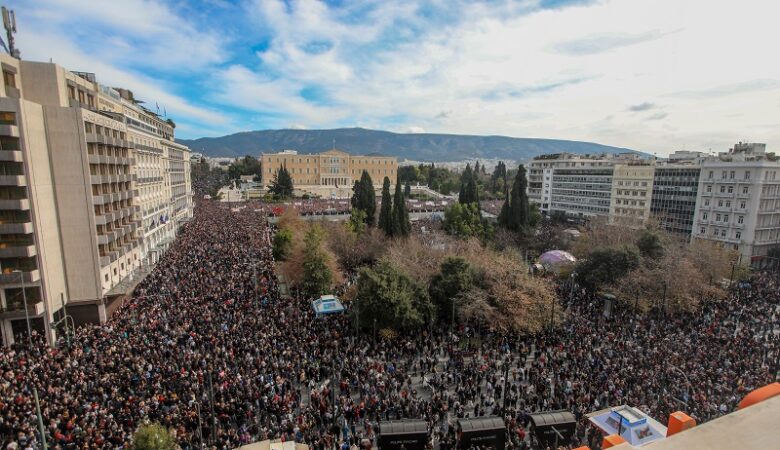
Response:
[0,269,40,284]
[0,244,37,258]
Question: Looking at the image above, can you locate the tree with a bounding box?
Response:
[350,171,376,227]
[491,161,508,195]
[429,257,473,321]
[269,165,294,198]
[498,165,530,232]
[404,181,411,197]
[378,177,394,237]
[574,247,640,290]
[443,202,488,239]
[458,164,479,205]
[392,179,410,237]
[133,423,177,450]
[272,228,293,261]
[347,208,367,234]
[353,260,434,331]
[637,229,665,260]
[302,225,333,297]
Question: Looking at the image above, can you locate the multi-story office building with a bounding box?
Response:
[692,143,780,262]
[260,149,397,189]
[650,165,702,237]
[0,54,192,345]
[608,161,655,227]
[528,153,643,218]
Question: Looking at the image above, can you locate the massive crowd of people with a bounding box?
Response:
[0,201,778,450]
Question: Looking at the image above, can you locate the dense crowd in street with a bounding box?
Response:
[1,202,778,450]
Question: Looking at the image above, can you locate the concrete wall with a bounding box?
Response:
[43,106,102,306]
[19,99,70,328]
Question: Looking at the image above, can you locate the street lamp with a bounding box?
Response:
[13,269,32,346]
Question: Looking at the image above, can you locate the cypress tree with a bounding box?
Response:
[458,164,473,204]
[404,181,411,197]
[378,177,394,237]
[392,179,410,237]
[499,165,530,232]
[351,171,376,227]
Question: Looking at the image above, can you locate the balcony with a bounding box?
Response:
[0,174,26,186]
[0,222,33,234]
[1,299,45,316]
[0,150,23,162]
[0,269,40,284]
[0,124,20,138]
[0,198,29,210]
[0,244,37,258]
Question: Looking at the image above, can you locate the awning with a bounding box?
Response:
[588,405,667,447]
[311,295,345,316]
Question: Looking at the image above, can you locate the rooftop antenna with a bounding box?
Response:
[1,6,19,59]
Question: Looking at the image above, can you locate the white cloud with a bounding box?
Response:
[232,0,780,154]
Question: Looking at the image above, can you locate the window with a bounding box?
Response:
[724,215,729,222]
[742,186,749,194]
[729,171,735,179]
[728,186,733,194]
[745,171,751,180]
[720,186,725,193]
[708,171,713,179]
[0,111,16,125]
[722,171,727,179]
[736,231,741,239]
[706,185,712,193]
[720,229,726,237]
[718,200,723,207]
[716,214,721,221]
[740,201,746,209]
[2,70,15,88]
[738,215,744,224]
[700,227,706,234]
[703,212,708,220]
[704,199,710,206]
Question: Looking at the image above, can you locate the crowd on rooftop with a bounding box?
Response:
[0,201,778,450]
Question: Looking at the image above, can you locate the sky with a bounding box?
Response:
[7,0,780,155]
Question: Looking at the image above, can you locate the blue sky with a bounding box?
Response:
[8,0,780,155]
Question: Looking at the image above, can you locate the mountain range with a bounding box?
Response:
[178,128,639,162]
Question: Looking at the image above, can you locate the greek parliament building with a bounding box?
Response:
[259,149,397,191]
[527,143,780,263]
[0,53,193,346]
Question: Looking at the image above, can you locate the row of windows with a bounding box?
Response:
[701,211,745,223]
[616,180,648,187]
[614,199,646,207]
[704,185,750,194]
[699,227,741,240]
[615,189,647,197]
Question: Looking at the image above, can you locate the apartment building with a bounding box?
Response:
[260,149,397,189]
[608,161,655,227]
[528,153,643,218]
[0,54,192,346]
[692,143,780,262]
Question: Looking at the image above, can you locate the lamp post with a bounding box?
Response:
[13,269,32,346]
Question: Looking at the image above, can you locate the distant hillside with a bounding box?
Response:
[178,127,640,162]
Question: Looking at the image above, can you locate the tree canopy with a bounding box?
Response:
[269,165,294,199]
[443,202,488,239]
[133,423,177,450]
[353,260,434,331]
[301,225,334,298]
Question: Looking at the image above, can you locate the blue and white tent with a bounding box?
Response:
[311,295,345,317]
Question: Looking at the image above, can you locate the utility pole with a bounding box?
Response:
[16,270,32,346]
[207,370,217,445]
[33,387,48,450]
